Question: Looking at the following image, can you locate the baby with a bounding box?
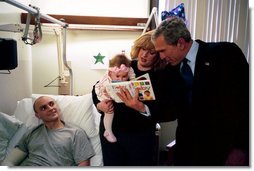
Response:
[95,54,135,143]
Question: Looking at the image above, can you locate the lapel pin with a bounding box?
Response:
[204,62,210,66]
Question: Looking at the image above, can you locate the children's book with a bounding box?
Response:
[105,73,156,103]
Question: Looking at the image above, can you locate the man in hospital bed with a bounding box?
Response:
[2,96,95,166]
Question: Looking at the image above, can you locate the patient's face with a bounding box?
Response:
[34,96,61,122]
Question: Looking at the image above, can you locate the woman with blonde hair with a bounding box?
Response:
[92,30,175,166]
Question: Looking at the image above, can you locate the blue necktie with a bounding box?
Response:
[181,58,193,87]
[181,58,193,104]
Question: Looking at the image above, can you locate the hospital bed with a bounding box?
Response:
[0,93,103,166]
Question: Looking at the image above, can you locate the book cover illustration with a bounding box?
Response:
[106,73,156,103]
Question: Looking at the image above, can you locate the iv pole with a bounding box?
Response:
[2,0,73,95]
[142,7,159,35]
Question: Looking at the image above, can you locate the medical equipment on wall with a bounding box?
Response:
[1,0,73,95]
[21,4,42,45]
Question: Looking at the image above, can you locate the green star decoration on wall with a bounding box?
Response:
[94,53,105,64]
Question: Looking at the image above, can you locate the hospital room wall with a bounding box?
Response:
[0,2,32,115]
[32,30,141,95]
[0,31,32,115]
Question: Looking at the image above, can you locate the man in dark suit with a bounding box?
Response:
[151,17,249,166]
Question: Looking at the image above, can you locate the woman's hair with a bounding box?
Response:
[152,16,191,45]
[109,54,131,68]
[130,30,156,59]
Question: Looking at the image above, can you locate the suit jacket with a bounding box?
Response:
[173,40,249,165]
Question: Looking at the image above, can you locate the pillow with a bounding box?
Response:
[0,112,24,162]
[13,98,41,129]
[14,94,98,137]
[92,105,101,132]
[89,135,103,166]
[60,95,98,138]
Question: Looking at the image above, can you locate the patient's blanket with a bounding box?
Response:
[0,112,27,163]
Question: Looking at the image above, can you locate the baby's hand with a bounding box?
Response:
[97,99,114,113]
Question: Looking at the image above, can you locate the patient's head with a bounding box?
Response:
[33,96,61,122]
